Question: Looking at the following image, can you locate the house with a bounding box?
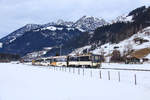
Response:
[125,55,141,64]
[125,48,150,64]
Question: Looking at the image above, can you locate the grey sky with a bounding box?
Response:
[0,0,150,38]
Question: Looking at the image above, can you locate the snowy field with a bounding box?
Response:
[101,63,150,70]
[0,63,150,100]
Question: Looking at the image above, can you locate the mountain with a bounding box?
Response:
[0,25,84,56]
[90,6,150,44]
[73,16,108,32]
[44,16,107,32]
[43,19,74,27]
[0,16,106,45]
[1,6,150,59]
[70,6,150,61]
[0,16,106,57]
[0,24,41,44]
[111,14,133,23]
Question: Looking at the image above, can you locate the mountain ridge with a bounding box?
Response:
[0,15,107,44]
[1,6,150,59]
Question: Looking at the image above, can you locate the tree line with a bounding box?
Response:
[0,53,20,62]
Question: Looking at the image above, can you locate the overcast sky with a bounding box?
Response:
[0,0,150,38]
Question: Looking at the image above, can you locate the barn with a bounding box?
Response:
[125,48,150,64]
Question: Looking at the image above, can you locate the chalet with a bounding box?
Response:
[125,48,150,64]
[125,55,141,64]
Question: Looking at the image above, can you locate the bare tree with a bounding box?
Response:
[110,50,123,62]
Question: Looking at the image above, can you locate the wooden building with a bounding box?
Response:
[125,48,150,64]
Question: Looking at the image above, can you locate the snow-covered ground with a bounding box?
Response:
[101,63,150,70]
[0,63,150,100]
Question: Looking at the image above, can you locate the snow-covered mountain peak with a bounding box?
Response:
[24,24,41,29]
[43,20,74,27]
[111,14,133,24]
[42,16,107,32]
[79,15,94,20]
[56,19,74,27]
[57,19,65,24]
[0,24,41,44]
[73,15,108,31]
[80,15,103,21]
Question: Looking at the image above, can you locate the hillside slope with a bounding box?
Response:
[71,26,150,61]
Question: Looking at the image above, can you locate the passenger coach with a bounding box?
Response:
[32,54,102,68]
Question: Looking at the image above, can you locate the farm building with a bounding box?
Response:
[125,48,150,64]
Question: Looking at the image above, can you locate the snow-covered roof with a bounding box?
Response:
[144,54,150,59]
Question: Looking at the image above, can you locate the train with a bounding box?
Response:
[32,54,102,68]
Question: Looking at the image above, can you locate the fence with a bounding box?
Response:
[49,66,139,86]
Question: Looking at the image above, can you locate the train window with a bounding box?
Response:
[46,59,52,62]
[95,56,99,61]
[69,57,78,61]
[52,58,57,62]
[92,56,100,62]
[35,59,44,62]
[78,56,90,61]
